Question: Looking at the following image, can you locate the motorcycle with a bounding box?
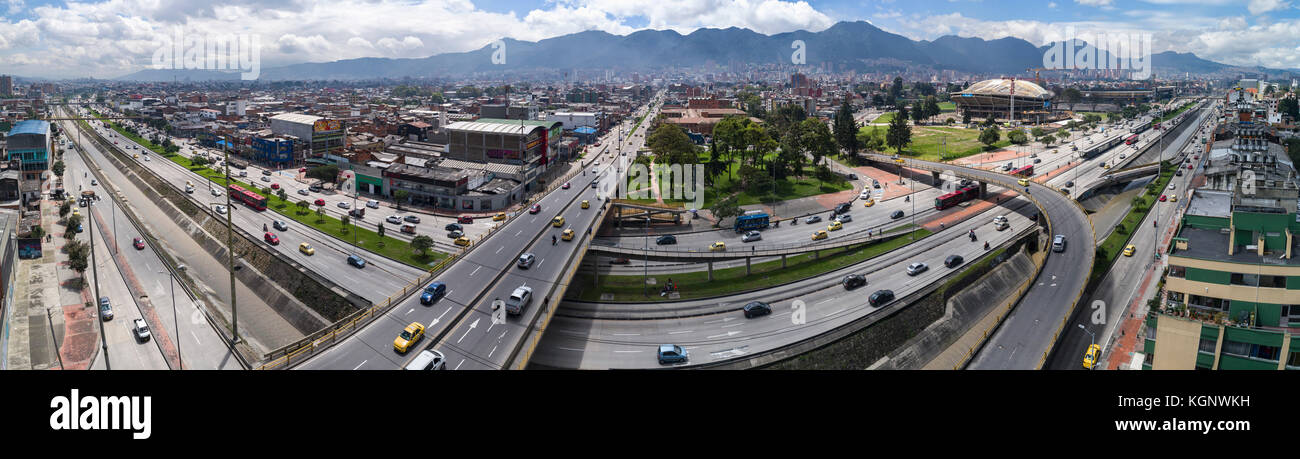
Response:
[552,235,557,245]
[984,241,990,250]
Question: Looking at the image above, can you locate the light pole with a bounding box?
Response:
[220,135,238,345]
[87,195,109,370]
[159,265,185,369]
[46,308,64,370]
[643,216,650,297]
[1078,324,1096,370]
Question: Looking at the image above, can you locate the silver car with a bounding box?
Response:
[132,318,151,341]
[517,253,536,269]
[906,262,929,276]
[742,231,762,243]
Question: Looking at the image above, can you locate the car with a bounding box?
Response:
[518,253,536,269]
[742,301,772,318]
[210,187,223,197]
[1065,181,1075,188]
[296,188,309,196]
[270,183,280,190]
[581,200,589,209]
[272,220,289,231]
[1001,163,1012,171]
[1052,234,1067,253]
[347,254,366,268]
[1159,194,1167,202]
[805,215,822,224]
[868,290,895,307]
[742,230,762,243]
[1169,195,1178,202]
[405,350,446,370]
[308,184,322,192]
[130,237,145,250]
[842,274,866,290]
[393,322,425,353]
[1168,184,1176,190]
[447,230,464,238]
[561,228,575,241]
[1175,170,1183,177]
[505,285,534,315]
[590,181,598,188]
[859,190,873,200]
[944,255,964,268]
[214,205,227,215]
[298,243,315,256]
[454,236,471,247]
[1018,178,1030,187]
[1102,163,1111,169]
[658,344,689,365]
[610,257,630,265]
[314,199,325,206]
[385,215,404,225]
[529,204,542,214]
[1033,158,1041,164]
[1030,153,1038,159]
[91,179,98,185]
[862,198,875,207]
[99,297,113,321]
[835,203,852,214]
[337,201,350,209]
[132,318,151,341]
[260,176,270,183]
[656,235,677,245]
[872,180,881,189]
[185,184,194,194]
[709,241,727,252]
[494,212,507,221]
[835,214,852,223]
[457,215,473,224]
[552,216,565,227]
[366,200,379,209]
[906,262,929,276]
[444,223,461,232]
[890,210,905,219]
[562,182,571,189]
[402,215,421,224]
[811,230,829,241]
[263,232,279,245]
[1083,343,1102,369]
[828,221,843,231]
[1187,164,1193,170]
[420,282,447,305]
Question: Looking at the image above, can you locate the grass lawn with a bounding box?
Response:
[567,227,932,302]
[859,125,1012,162]
[1155,102,1194,124]
[939,101,956,112]
[1090,163,1174,284]
[83,113,449,268]
[871,112,895,125]
[691,152,853,208]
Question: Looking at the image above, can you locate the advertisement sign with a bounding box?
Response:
[17,237,41,259]
[313,119,341,133]
[525,137,543,151]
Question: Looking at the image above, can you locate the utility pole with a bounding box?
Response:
[222,135,238,344]
[88,195,109,369]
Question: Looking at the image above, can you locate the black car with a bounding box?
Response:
[944,255,964,268]
[444,223,462,232]
[868,290,895,307]
[656,235,677,245]
[842,274,866,290]
[846,173,858,180]
[1065,181,1074,188]
[834,203,852,214]
[890,210,905,219]
[742,301,772,319]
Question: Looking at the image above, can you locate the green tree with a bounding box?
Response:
[923,96,941,121]
[889,77,904,104]
[979,126,1001,149]
[911,104,926,125]
[377,224,386,238]
[410,235,435,256]
[296,199,309,215]
[277,189,287,201]
[1030,127,1045,140]
[1062,88,1082,110]
[308,165,340,184]
[832,99,860,162]
[340,215,350,233]
[708,194,743,228]
[29,225,44,240]
[646,123,698,165]
[52,161,65,177]
[1008,129,1028,145]
[962,110,972,125]
[59,201,71,219]
[984,113,997,127]
[393,189,409,211]
[885,107,912,154]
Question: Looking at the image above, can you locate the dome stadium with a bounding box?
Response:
[951,78,1056,123]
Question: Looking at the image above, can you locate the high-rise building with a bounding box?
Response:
[0,75,11,97]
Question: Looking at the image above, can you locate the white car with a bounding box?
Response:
[386,215,403,224]
[133,318,151,341]
[337,201,350,209]
[1168,184,1176,190]
[859,190,873,200]
[297,189,309,196]
[214,205,227,214]
[211,188,222,196]
[366,200,380,209]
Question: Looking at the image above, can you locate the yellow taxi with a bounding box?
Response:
[552,216,565,227]
[133,153,139,159]
[561,228,575,241]
[493,212,507,221]
[393,322,425,353]
[1102,163,1111,169]
[72,209,80,217]
[1017,178,1030,187]
[1169,195,1178,202]
[812,230,829,241]
[1123,245,1136,257]
[828,221,843,231]
[454,236,471,247]
[862,198,874,207]
[298,242,315,256]
[581,200,590,209]
[709,241,726,252]
[1082,343,1102,369]
[186,180,192,187]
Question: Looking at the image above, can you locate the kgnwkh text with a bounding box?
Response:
[1118,395,1250,411]
[49,389,152,439]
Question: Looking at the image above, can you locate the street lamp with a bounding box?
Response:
[643,216,650,297]
[219,135,239,345]
[85,194,109,369]
[158,264,186,370]
[1077,323,1097,370]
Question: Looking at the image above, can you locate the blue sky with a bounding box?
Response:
[0,0,1297,78]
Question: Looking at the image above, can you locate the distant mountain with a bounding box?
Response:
[110,21,1288,82]
[114,68,248,82]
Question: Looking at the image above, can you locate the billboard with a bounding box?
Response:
[313,119,342,133]
[17,237,41,259]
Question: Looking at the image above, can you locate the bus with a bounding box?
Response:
[1124,134,1140,145]
[935,185,980,210]
[1011,165,1034,177]
[228,184,267,211]
[734,212,770,233]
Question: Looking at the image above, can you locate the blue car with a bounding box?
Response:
[347,254,366,268]
[420,282,447,305]
[658,344,688,365]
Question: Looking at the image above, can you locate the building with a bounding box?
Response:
[1146,95,1300,370]
[5,120,49,205]
[381,159,521,211]
[444,119,563,191]
[251,137,295,165]
[951,78,1055,123]
[549,112,599,131]
[269,113,345,165]
[0,75,11,97]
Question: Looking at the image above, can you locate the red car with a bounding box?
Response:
[1159,195,1167,202]
[1187,164,1193,170]
[270,183,280,190]
[264,232,280,245]
[458,215,473,224]
[529,204,541,214]
[315,199,326,206]
[562,182,570,189]
[132,237,145,250]
[299,168,307,173]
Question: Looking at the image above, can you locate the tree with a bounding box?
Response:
[29,225,44,240]
[410,235,435,256]
[1008,129,1028,145]
[1030,127,1045,140]
[923,96,941,121]
[911,104,926,125]
[646,123,698,165]
[377,224,386,238]
[191,156,210,167]
[308,164,340,184]
[52,161,65,177]
[708,195,743,227]
[889,77,904,104]
[984,113,997,127]
[67,240,89,276]
[59,201,71,219]
[962,110,972,125]
[1062,88,1082,110]
[276,189,287,201]
[296,200,309,214]
[393,189,409,211]
[885,107,912,154]
[979,126,1001,149]
[801,118,835,169]
[832,100,860,162]
[340,216,350,233]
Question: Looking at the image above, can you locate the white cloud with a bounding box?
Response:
[1248,0,1291,15]
[1048,2,1058,8]
[1076,0,1113,6]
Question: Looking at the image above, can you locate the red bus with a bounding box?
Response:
[228,184,267,211]
[1124,134,1139,145]
[1011,165,1034,177]
[934,186,980,210]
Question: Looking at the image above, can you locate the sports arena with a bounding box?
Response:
[951,78,1056,123]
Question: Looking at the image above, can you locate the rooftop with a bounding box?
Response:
[445,121,543,135]
[269,113,323,125]
[1174,225,1300,266]
[1185,190,1232,218]
[8,119,49,137]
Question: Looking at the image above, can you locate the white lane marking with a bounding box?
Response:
[557,347,584,351]
[190,329,201,345]
[826,308,846,317]
[406,308,413,315]
[815,298,834,306]
[612,333,640,336]
[708,331,742,339]
[668,330,692,335]
[703,316,735,324]
[495,246,503,254]
[353,360,367,370]
[537,258,545,269]
[470,266,481,277]
[454,359,465,370]
[488,345,498,358]
[721,322,743,328]
[516,230,522,237]
[614,350,642,353]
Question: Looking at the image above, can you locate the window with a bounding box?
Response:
[1189,295,1230,311]
[1288,351,1300,368]
[1251,344,1280,361]
[1198,338,1217,354]
[1231,273,1259,287]
[1221,340,1250,356]
[1168,265,1186,278]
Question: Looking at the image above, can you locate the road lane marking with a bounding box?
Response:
[557,347,583,351]
[454,359,465,370]
[353,360,367,370]
[614,350,641,353]
[495,246,503,254]
[668,330,692,335]
[612,333,640,336]
[470,266,481,277]
[488,345,498,358]
[721,323,743,328]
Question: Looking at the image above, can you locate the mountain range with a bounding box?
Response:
[115,21,1282,82]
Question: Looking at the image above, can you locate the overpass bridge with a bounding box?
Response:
[1075,162,1162,201]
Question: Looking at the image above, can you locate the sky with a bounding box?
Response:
[0,0,1298,79]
